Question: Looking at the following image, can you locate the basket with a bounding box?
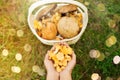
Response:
[27,0,88,45]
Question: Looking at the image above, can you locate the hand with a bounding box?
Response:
[44,52,59,80]
[60,52,76,80]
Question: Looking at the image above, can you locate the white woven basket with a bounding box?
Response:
[28,0,88,45]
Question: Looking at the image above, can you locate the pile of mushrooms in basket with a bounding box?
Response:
[34,4,83,40]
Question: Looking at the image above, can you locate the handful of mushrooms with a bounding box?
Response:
[48,42,74,72]
[34,4,83,40]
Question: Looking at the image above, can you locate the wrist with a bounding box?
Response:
[60,71,71,76]
[47,71,59,77]
[60,72,72,80]
[60,69,72,75]
[47,72,59,80]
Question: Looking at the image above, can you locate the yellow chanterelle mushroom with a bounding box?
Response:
[48,43,73,72]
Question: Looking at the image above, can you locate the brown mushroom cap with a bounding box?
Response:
[58,4,77,13]
[57,17,80,38]
[36,4,57,20]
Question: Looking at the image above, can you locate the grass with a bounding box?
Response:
[0,0,120,80]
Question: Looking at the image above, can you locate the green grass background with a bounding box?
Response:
[0,0,120,80]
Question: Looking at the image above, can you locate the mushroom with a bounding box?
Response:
[41,22,57,40]
[48,42,73,72]
[36,4,57,20]
[58,4,77,13]
[56,52,65,61]
[57,17,80,38]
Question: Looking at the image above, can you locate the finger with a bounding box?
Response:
[45,51,50,59]
[44,51,52,63]
[69,52,76,63]
[68,53,76,66]
[62,42,69,46]
[72,52,76,62]
[44,52,49,64]
[45,53,49,59]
